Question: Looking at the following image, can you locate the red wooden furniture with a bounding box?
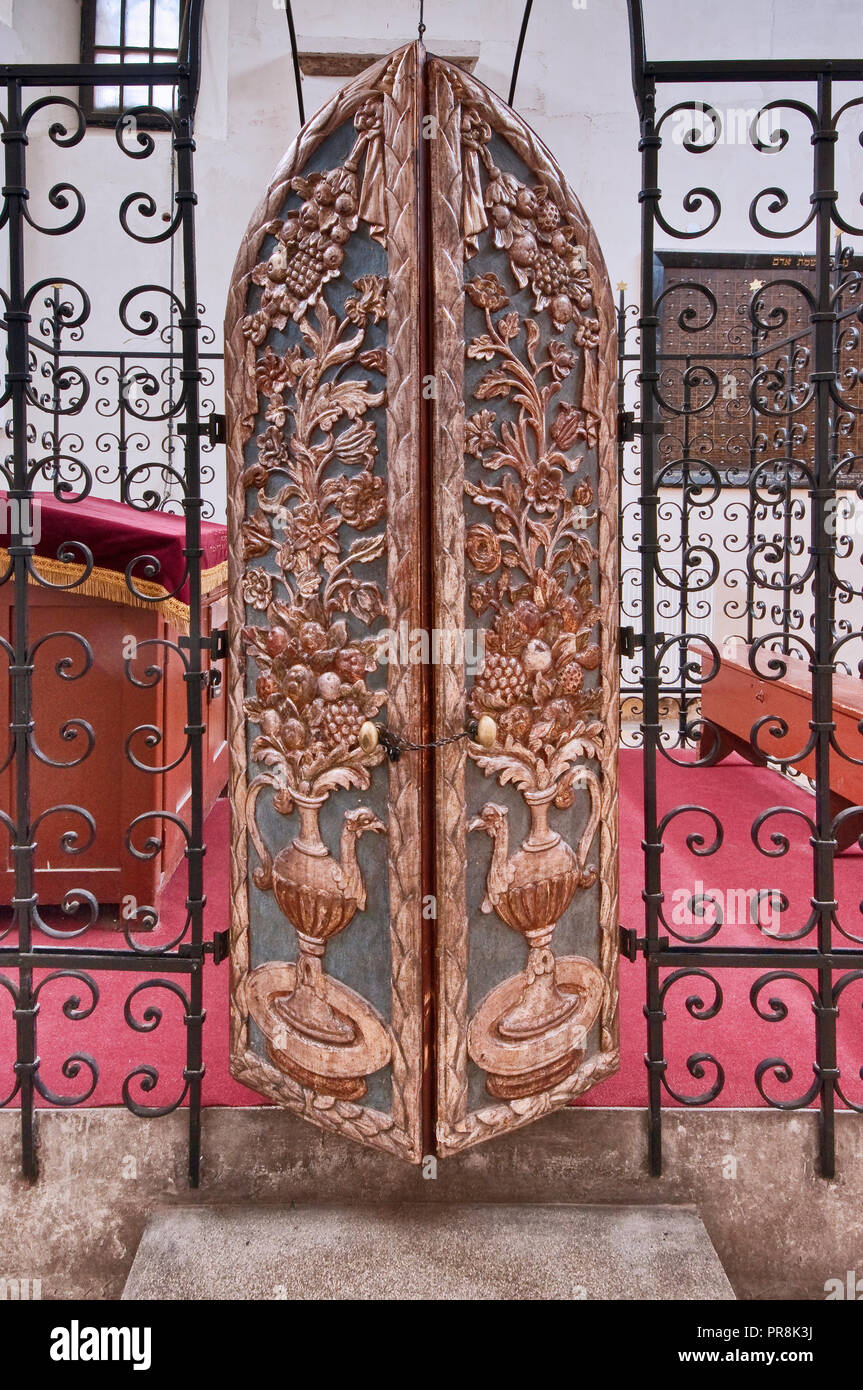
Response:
[1,497,228,915]
[699,638,863,851]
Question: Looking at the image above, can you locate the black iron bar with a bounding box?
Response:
[0,949,198,973]
[652,948,863,969]
[647,59,863,81]
[284,1,305,126]
[508,0,533,108]
[0,64,188,85]
[637,73,666,1178]
[4,78,37,1181]
[810,74,839,1178]
[174,52,206,1189]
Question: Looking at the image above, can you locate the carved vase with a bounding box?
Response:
[248,792,390,1099]
[469,785,602,1098]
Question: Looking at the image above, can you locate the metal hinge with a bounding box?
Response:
[618,412,666,442]
[211,929,230,965]
[207,412,227,445]
[180,930,229,964]
[178,412,226,446]
[618,409,637,442]
[620,626,638,659]
[619,926,670,960]
[207,627,229,660]
[619,926,645,961]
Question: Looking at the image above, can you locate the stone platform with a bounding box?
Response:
[122,1202,734,1300]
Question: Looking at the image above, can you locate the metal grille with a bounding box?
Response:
[625,0,863,1177]
[0,0,215,1184]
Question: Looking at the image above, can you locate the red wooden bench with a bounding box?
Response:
[699,638,863,852]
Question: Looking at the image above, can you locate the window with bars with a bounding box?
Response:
[80,0,183,124]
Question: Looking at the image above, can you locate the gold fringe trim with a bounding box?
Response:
[0,549,228,633]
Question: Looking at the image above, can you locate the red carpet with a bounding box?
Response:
[2,749,861,1112]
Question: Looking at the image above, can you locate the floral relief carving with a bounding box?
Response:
[464,270,603,797]
[462,251,608,1098]
[237,139,393,1100]
[240,280,389,805]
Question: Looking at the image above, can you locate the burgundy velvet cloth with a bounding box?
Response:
[0,492,227,604]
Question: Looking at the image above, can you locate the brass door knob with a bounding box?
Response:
[474,715,497,749]
[358,720,380,753]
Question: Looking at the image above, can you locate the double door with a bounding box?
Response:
[225,41,618,1161]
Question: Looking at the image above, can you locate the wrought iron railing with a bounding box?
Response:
[625,0,863,1177]
[0,0,216,1184]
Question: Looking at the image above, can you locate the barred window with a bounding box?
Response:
[81,0,182,124]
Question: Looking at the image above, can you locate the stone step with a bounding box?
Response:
[122,1203,735,1300]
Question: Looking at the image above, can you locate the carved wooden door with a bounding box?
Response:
[225,42,618,1163]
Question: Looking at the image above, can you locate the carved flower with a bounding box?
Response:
[524,457,566,513]
[255,345,291,398]
[333,419,378,470]
[265,393,288,428]
[358,347,387,375]
[345,275,388,325]
[466,523,502,574]
[469,579,498,616]
[257,423,289,472]
[547,340,576,381]
[276,538,295,573]
[574,316,600,351]
[550,402,593,451]
[461,107,492,151]
[569,265,594,312]
[243,310,270,346]
[340,471,386,530]
[484,164,519,209]
[465,273,510,312]
[465,409,498,458]
[243,568,273,611]
[287,501,341,567]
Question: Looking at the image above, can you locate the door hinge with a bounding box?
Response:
[620,625,639,659]
[619,926,645,961]
[180,930,229,963]
[207,627,229,660]
[618,409,636,442]
[208,412,227,445]
[211,929,230,965]
[619,927,670,961]
[178,412,226,446]
[617,413,666,442]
